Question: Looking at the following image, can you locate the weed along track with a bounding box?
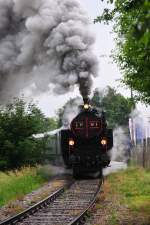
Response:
[0,179,101,225]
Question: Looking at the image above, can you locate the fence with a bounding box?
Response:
[131,138,150,168]
[44,133,63,165]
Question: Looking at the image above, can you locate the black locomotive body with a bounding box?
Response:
[60,103,113,178]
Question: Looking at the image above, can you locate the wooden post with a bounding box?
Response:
[130,86,135,146]
[142,139,146,168]
[147,137,150,168]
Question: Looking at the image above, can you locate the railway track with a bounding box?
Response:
[0,179,102,225]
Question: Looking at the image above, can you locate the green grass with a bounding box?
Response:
[108,167,150,215]
[108,209,118,225]
[0,166,51,207]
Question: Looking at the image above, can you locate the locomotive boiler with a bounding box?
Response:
[60,98,113,178]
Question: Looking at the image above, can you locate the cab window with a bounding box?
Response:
[89,121,100,128]
[75,121,84,128]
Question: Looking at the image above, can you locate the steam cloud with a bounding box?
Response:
[62,97,82,127]
[111,126,131,162]
[0,0,98,103]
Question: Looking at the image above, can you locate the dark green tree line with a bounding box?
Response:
[0,98,58,170]
[91,86,133,129]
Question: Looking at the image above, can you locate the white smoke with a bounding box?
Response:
[0,0,98,103]
[62,97,82,127]
[111,126,131,162]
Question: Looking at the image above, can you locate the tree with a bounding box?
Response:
[95,0,150,103]
[0,98,58,170]
[44,117,58,131]
[91,86,134,129]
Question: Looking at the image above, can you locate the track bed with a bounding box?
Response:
[1,179,101,225]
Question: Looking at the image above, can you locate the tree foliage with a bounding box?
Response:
[0,98,58,170]
[95,0,150,103]
[91,86,134,129]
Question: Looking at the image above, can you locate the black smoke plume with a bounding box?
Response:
[0,0,98,103]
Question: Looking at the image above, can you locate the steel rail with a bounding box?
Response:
[0,181,73,225]
[0,179,102,225]
[68,179,102,225]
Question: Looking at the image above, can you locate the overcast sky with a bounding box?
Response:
[35,0,150,124]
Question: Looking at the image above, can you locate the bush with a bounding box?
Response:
[0,98,58,170]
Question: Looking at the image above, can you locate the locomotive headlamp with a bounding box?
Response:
[69,139,75,146]
[101,139,107,145]
[84,104,89,110]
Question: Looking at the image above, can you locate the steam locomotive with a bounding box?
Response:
[60,98,113,178]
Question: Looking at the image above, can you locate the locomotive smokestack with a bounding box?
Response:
[83,97,90,110]
[83,97,90,105]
